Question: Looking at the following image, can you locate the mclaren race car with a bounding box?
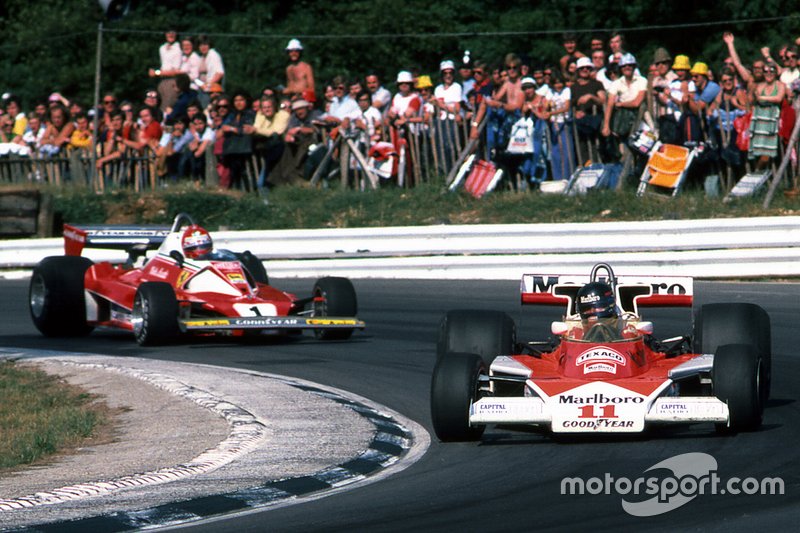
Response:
[29,213,364,345]
[431,263,770,440]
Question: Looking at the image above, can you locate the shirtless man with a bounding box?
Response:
[284,39,315,100]
[468,54,525,139]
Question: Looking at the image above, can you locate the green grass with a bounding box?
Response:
[0,360,106,470]
[15,180,800,232]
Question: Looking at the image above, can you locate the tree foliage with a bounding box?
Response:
[0,0,798,109]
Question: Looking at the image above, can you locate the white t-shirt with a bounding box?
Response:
[434,83,462,119]
[390,93,421,118]
[159,42,181,71]
[200,48,225,89]
[548,87,572,123]
[608,75,648,105]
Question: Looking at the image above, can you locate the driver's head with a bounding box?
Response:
[576,281,617,323]
[181,225,213,259]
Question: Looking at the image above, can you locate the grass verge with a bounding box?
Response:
[0,360,110,471]
[41,181,800,232]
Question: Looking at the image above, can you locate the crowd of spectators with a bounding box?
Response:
[2,29,800,194]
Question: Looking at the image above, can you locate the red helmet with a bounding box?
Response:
[181,225,213,259]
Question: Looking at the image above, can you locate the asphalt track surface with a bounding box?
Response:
[0,277,797,532]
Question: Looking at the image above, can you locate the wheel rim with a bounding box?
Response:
[313,288,327,317]
[30,274,46,319]
[131,293,146,338]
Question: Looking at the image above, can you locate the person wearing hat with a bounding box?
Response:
[571,56,606,147]
[434,59,463,119]
[459,51,476,104]
[602,53,647,157]
[387,71,422,127]
[270,97,322,186]
[661,55,694,122]
[284,38,315,101]
[651,47,677,90]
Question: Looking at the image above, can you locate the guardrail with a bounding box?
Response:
[1,216,799,279]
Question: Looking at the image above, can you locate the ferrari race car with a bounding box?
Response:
[29,213,365,345]
[431,263,771,440]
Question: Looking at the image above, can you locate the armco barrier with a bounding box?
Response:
[1,216,799,280]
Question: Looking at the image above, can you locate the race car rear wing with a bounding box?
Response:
[520,273,693,317]
[64,223,171,257]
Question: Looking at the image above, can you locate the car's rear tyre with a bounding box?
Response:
[437,309,516,367]
[431,352,486,442]
[29,256,94,337]
[132,282,179,346]
[694,303,771,400]
[235,250,269,285]
[713,343,763,432]
[312,277,357,340]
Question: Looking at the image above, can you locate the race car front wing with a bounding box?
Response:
[180,316,365,332]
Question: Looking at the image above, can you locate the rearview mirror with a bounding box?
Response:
[169,250,184,267]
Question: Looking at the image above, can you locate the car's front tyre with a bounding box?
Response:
[312,277,357,340]
[713,343,763,433]
[132,282,179,346]
[431,352,486,442]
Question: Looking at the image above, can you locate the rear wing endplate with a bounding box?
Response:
[64,223,171,256]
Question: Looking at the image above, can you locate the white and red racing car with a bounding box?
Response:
[29,213,364,345]
[431,263,770,440]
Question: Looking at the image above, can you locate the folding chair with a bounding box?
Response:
[563,163,610,196]
[449,155,503,198]
[724,170,772,201]
[636,143,697,197]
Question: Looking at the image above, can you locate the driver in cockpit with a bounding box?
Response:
[574,281,627,342]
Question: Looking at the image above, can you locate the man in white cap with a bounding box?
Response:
[284,38,315,100]
[571,56,606,146]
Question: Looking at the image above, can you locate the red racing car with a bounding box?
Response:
[431,263,770,440]
[29,213,364,345]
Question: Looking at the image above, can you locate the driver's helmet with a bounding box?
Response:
[576,281,617,321]
[181,225,213,259]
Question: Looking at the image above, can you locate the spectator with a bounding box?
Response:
[545,71,575,180]
[684,61,720,143]
[723,32,764,91]
[414,75,435,123]
[387,71,422,128]
[143,89,163,122]
[590,35,606,53]
[125,105,162,153]
[4,96,27,140]
[183,112,215,183]
[21,114,46,153]
[273,99,321,186]
[323,75,360,131]
[434,59,463,171]
[196,34,225,108]
[211,96,231,187]
[96,110,125,171]
[776,45,799,97]
[608,32,627,66]
[459,51,476,104]
[479,54,523,154]
[749,62,785,170]
[119,101,137,140]
[69,113,92,151]
[591,49,611,89]
[602,54,646,160]
[571,56,606,156]
[252,94,289,194]
[559,32,586,79]
[148,29,182,111]
[284,39,315,100]
[165,73,199,123]
[39,104,74,156]
[365,72,392,114]
[710,66,747,163]
[97,93,118,137]
[221,91,256,190]
[157,117,194,180]
[355,90,383,145]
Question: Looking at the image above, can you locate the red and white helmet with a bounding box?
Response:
[181,225,213,259]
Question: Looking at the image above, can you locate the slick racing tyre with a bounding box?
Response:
[437,309,516,367]
[29,256,94,337]
[694,303,771,401]
[132,282,179,346]
[713,343,763,432]
[430,352,486,442]
[312,277,358,340]
[235,250,269,285]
